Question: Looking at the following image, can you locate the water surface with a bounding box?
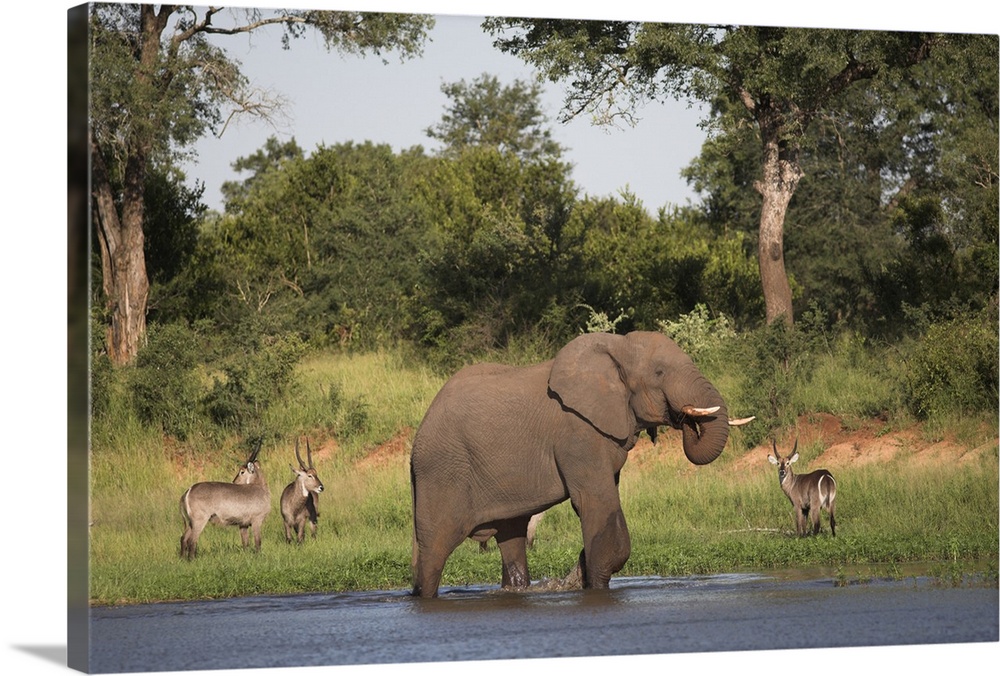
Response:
[88,572,998,673]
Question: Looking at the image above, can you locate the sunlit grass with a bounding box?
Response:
[88,347,999,605]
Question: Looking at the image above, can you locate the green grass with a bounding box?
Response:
[88,347,999,605]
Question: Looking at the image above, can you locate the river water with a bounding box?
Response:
[87,571,998,673]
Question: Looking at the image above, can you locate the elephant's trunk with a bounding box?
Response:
[681,405,729,465]
[671,367,730,465]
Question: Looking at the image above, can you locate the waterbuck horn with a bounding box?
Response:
[295,438,305,470]
[248,439,262,464]
[306,438,313,468]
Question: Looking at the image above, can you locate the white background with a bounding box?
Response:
[2,2,997,675]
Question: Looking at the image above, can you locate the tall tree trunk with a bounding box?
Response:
[90,5,168,365]
[93,139,149,365]
[754,110,802,326]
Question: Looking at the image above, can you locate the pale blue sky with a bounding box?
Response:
[184,10,709,214]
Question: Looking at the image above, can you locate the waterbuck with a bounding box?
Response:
[280,438,324,543]
[179,442,271,559]
[478,511,545,553]
[768,439,837,537]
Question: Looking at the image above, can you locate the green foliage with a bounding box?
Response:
[217,140,436,349]
[203,323,306,434]
[142,166,206,287]
[903,312,999,421]
[578,304,628,334]
[412,145,578,360]
[657,303,736,361]
[426,73,564,161]
[571,198,763,332]
[724,322,806,447]
[323,381,370,439]
[297,10,434,58]
[221,137,305,211]
[795,336,901,420]
[680,32,999,337]
[126,322,202,440]
[88,348,998,603]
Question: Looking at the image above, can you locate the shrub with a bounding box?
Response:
[657,303,736,361]
[578,303,629,334]
[904,313,999,420]
[726,322,812,447]
[325,381,370,440]
[126,322,202,439]
[204,330,306,433]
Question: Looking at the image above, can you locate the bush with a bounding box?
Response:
[578,303,628,334]
[726,322,813,447]
[127,322,202,439]
[204,330,306,433]
[904,313,999,420]
[325,381,370,439]
[657,303,736,361]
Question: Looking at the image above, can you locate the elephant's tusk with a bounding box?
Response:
[681,405,720,417]
[728,416,756,426]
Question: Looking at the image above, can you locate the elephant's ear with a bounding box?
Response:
[548,333,631,441]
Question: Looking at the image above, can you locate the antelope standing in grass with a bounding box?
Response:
[281,438,324,543]
[478,511,545,553]
[768,439,837,537]
[179,442,271,559]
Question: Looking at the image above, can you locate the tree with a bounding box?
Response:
[414,75,578,355]
[683,33,997,334]
[425,73,565,161]
[89,5,433,364]
[484,19,942,324]
[220,136,305,211]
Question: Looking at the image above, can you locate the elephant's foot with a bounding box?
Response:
[501,560,530,590]
[560,560,585,590]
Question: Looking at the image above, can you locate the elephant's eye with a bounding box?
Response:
[655,368,664,377]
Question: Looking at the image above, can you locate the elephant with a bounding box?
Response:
[409,330,753,598]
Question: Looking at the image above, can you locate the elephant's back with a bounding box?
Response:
[411,360,556,460]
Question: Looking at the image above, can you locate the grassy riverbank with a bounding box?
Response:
[88,350,999,605]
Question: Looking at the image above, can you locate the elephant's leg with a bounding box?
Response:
[571,488,631,589]
[494,515,532,590]
[412,522,468,598]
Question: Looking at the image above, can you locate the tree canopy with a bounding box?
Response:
[482,19,981,325]
[425,73,565,161]
[89,4,434,364]
[89,14,998,446]
[90,10,996,375]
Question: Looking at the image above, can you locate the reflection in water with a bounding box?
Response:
[410,574,773,613]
